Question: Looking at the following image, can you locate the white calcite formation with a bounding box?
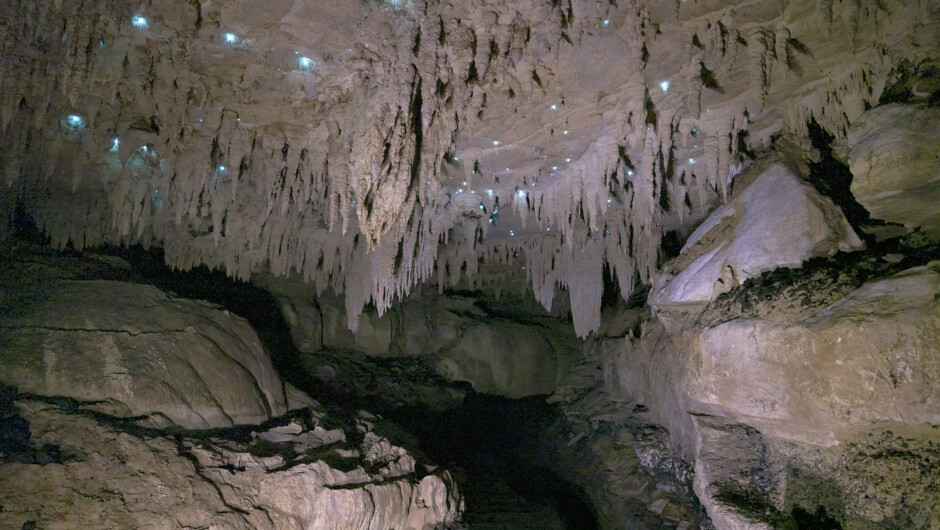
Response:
[650,160,864,310]
[1,0,937,337]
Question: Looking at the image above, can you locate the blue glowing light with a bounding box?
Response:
[217,165,227,172]
[224,33,238,44]
[517,190,526,199]
[492,140,500,146]
[486,189,493,196]
[563,130,568,135]
[132,16,148,28]
[688,158,695,164]
[67,115,84,127]
[660,80,670,92]
[111,138,120,152]
[565,157,571,162]
[550,104,557,110]
[299,56,314,69]
[603,19,610,26]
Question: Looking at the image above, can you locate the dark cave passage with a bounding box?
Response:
[391,393,600,530]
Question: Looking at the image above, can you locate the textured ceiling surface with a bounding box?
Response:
[1,0,937,336]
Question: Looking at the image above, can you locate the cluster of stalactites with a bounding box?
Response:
[1,0,934,338]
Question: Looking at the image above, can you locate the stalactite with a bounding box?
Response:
[0,0,935,338]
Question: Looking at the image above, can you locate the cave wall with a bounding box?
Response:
[264,279,582,398]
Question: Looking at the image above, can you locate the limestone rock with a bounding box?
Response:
[0,399,463,530]
[687,263,940,446]
[691,417,779,530]
[435,322,569,398]
[274,284,578,398]
[650,162,864,310]
[0,279,294,429]
[279,296,324,354]
[846,104,940,231]
[545,348,704,529]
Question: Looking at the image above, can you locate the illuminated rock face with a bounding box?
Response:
[0,251,463,530]
[650,161,864,310]
[1,0,937,337]
[0,400,463,530]
[0,264,302,429]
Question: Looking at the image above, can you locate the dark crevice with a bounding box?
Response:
[391,393,600,530]
[805,119,876,236]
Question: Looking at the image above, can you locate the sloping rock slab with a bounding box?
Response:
[651,162,863,310]
[0,279,291,429]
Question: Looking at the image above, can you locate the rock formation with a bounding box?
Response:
[0,250,463,530]
[0,250,306,429]
[0,396,463,530]
[1,0,939,528]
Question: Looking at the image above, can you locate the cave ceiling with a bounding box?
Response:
[0,0,937,336]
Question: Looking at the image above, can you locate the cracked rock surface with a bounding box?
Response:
[0,398,463,530]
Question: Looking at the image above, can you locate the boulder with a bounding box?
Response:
[650,162,864,310]
[0,279,295,429]
[279,295,323,353]
[686,263,940,446]
[846,104,940,231]
[603,258,940,528]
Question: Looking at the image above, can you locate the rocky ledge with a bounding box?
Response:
[0,390,463,530]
